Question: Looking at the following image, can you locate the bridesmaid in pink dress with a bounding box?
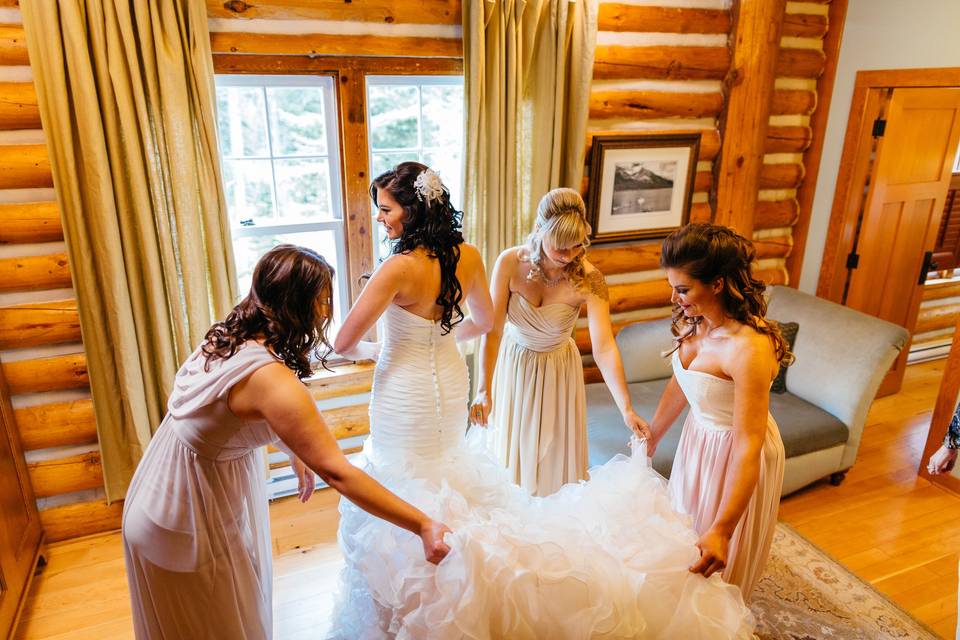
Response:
[122,245,451,640]
[648,223,790,600]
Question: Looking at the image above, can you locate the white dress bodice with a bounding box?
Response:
[367,304,469,461]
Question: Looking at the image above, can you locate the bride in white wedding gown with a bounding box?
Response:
[329,162,754,639]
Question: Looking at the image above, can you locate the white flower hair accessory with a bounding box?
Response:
[414,168,446,207]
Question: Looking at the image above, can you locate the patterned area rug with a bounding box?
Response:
[752,523,942,639]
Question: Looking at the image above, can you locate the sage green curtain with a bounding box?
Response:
[463,0,598,267]
[21,0,237,501]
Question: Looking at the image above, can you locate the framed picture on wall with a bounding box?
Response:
[585,133,700,243]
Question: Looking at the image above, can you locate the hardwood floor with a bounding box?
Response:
[779,358,959,638]
[15,360,959,639]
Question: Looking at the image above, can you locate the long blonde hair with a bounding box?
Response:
[526,188,592,289]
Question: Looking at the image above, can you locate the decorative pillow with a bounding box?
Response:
[770,321,799,394]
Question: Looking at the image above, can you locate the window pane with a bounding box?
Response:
[421,85,463,148]
[218,87,269,157]
[275,158,333,221]
[422,149,462,211]
[370,151,419,180]
[233,230,344,324]
[267,87,327,157]
[368,85,420,150]
[222,159,275,224]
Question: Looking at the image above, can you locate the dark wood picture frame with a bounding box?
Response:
[585,133,700,244]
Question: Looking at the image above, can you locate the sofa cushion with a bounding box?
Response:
[586,380,849,479]
[586,379,687,478]
[769,391,848,457]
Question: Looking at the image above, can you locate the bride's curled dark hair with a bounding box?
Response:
[202,244,335,379]
[371,161,465,335]
[660,223,794,366]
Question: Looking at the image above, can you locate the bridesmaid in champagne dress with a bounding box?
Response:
[471,188,651,496]
[649,223,789,599]
[121,245,450,640]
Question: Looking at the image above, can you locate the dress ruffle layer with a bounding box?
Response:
[331,434,755,640]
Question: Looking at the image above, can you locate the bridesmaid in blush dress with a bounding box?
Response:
[470,188,651,497]
[121,245,450,640]
[648,223,789,600]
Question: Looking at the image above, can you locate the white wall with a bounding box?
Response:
[798,0,960,293]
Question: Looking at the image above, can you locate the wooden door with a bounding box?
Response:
[0,365,43,636]
[844,87,960,395]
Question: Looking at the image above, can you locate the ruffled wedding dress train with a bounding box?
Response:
[329,304,755,639]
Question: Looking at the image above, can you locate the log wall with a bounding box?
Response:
[0,7,110,541]
[578,0,832,383]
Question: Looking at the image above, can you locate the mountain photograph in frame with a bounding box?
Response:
[586,133,700,243]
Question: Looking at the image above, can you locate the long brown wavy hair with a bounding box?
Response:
[660,223,794,365]
[202,244,335,379]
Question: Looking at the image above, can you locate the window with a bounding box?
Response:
[214,57,464,323]
[366,75,465,259]
[215,74,348,323]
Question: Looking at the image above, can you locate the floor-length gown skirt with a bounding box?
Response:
[668,414,785,598]
[490,332,587,496]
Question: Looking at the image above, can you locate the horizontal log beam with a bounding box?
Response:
[759,162,805,189]
[0,299,81,349]
[776,47,826,79]
[753,234,793,260]
[765,125,813,153]
[593,45,728,80]
[0,25,29,66]
[782,12,828,38]
[586,128,720,162]
[0,82,40,130]
[2,352,88,395]
[597,5,729,33]
[608,279,674,314]
[0,253,72,293]
[39,498,123,543]
[0,144,53,189]
[307,363,373,401]
[326,403,369,440]
[916,305,959,334]
[599,267,786,316]
[771,89,817,115]
[755,199,800,229]
[207,0,462,23]
[0,201,63,244]
[14,398,97,451]
[210,32,462,58]
[583,364,602,385]
[923,281,960,302]
[587,243,662,276]
[27,451,103,498]
[587,232,792,276]
[589,90,722,120]
[758,266,789,287]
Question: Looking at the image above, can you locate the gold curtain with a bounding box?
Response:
[21,0,237,501]
[462,0,598,267]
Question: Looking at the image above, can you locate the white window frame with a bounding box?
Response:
[215,74,350,321]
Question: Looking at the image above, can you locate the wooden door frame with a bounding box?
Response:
[921,313,960,495]
[817,67,960,301]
